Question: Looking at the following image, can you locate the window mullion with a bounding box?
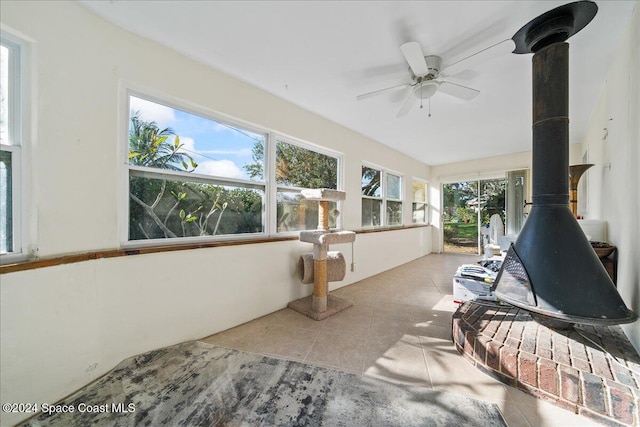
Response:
[267,131,277,236]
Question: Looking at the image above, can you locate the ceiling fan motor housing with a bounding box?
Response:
[411,55,442,80]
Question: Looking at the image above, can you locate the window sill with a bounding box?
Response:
[0,224,431,274]
[356,223,430,234]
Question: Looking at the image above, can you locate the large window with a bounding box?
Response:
[1,34,26,261]
[127,95,266,243]
[125,94,342,245]
[361,165,403,227]
[274,138,339,232]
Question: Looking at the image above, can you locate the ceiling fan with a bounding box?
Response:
[356,39,515,117]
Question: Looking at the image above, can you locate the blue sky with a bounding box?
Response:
[130,96,263,181]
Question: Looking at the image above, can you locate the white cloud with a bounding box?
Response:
[130,96,175,128]
[176,136,196,154]
[195,160,245,180]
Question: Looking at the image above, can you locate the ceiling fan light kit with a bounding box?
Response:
[357,36,510,117]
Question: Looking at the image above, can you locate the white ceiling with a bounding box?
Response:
[79,1,636,166]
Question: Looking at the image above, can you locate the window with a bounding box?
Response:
[1,33,26,261]
[412,180,429,224]
[386,173,402,226]
[125,94,343,245]
[361,165,403,227]
[275,138,339,232]
[127,95,266,243]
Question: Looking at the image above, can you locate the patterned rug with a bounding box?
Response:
[23,341,506,426]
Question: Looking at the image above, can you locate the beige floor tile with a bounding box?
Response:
[363,335,432,387]
[322,307,372,336]
[415,323,453,341]
[256,325,320,361]
[372,301,417,322]
[412,306,455,327]
[258,308,326,330]
[304,330,368,373]
[370,317,419,339]
[497,404,532,427]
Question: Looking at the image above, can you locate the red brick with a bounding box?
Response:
[504,337,519,348]
[539,359,558,396]
[494,325,509,344]
[588,348,614,381]
[520,333,536,353]
[519,353,538,387]
[538,328,552,349]
[486,341,501,371]
[474,336,490,365]
[507,318,524,338]
[569,339,589,361]
[559,366,580,404]
[609,387,636,425]
[572,357,591,373]
[500,346,518,379]
[537,345,553,360]
[552,339,571,367]
[464,331,475,357]
[582,372,607,415]
[483,319,501,338]
[612,369,638,391]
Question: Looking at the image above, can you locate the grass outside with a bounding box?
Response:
[444,222,479,254]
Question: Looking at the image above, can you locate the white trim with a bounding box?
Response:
[0,31,32,263]
[129,166,266,190]
[121,230,267,249]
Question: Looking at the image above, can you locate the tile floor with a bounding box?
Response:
[201,253,601,427]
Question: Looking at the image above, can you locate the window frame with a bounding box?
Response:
[121,89,343,247]
[271,134,342,236]
[122,90,269,247]
[411,178,429,225]
[0,31,30,264]
[361,162,404,228]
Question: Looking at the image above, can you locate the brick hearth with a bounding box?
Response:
[452,301,640,426]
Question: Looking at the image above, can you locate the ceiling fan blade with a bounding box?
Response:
[400,42,429,77]
[438,81,480,101]
[442,39,516,76]
[356,83,411,101]
[396,90,418,117]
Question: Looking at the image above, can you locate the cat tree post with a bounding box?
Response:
[313,200,329,311]
[288,189,356,320]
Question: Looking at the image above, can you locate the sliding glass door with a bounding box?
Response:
[442,181,479,253]
[443,177,512,254]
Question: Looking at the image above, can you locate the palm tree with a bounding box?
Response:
[128,111,196,171]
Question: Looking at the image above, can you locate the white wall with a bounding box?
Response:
[579,3,640,351]
[0,2,431,424]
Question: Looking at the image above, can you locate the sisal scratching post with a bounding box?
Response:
[313,200,330,312]
[288,189,356,320]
